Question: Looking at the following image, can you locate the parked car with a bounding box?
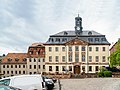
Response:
[0,84,21,90]
[42,76,54,90]
[0,74,46,90]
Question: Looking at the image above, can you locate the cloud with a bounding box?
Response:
[0,0,120,55]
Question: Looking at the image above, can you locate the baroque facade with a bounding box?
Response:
[0,15,110,77]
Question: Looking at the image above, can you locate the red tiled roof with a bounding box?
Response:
[1,53,28,64]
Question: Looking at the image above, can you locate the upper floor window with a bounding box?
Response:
[55,47,59,52]
[75,46,79,51]
[101,38,106,41]
[62,38,67,42]
[96,47,99,51]
[69,46,72,51]
[89,56,92,62]
[82,55,85,62]
[89,47,92,51]
[34,58,36,62]
[62,56,65,62]
[96,56,99,62]
[82,46,85,51]
[102,47,106,51]
[69,55,72,62]
[29,58,32,62]
[49,56,52,62]
[102,56,106,62]
[49,47,52,52]
[55,56,59,62]
[62,47,65,51]
[75,54,79,62]
[56,38,60,42]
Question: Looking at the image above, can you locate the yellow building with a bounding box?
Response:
[45,15,110,75]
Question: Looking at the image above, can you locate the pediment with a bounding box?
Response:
[65,38,88,45]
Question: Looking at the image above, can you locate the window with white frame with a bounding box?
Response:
[49,56,52,62]
[55,56,59,62]
[89,56,92,62]
[102,56,106,62]
[96,56,99,62]
[62,56,65,62]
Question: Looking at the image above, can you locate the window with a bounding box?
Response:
[96,56,99,62]
[7,71,9,74]
[49,66,52,71]
[102,56,106,62]
[29,51,33,55]
[43,65,45,69]
[10,65,13,69]
[15,58,19,62]
[89,56,92,62]
[102,47,106,51]
[19,65,21,68]
[34,65,36,69]
[69,46,72,51]
[69,66,72,71]
[62,56,65,62]
[3,65,5,68]
[75,54,79,62]
[89,47,92,51]
[75,46,79,51]
[43,58,45,62]
[62,66,66,71]
[95,66,99,71]
[34,58,36,62]
[11,71,13,74]
[38,58,41,62]
[39,65,40,69]
[55,56,59,62]
[49,47,52,52]
[7,65,9,68]
[23,65,25,68]
[29,58,32,62]
[82,46,85,51]
[82,55,85,62]
[29,65,32,69]
[95,38,99,42]
[69,55,72,62]
[19,71,21,74]
[15,71,17,74]
[62,38,67,42]
[55,47,59,52]
[88,38,93,42]
[96,47,99,51]
[101,38,106,41]
[62,47,65,51]
[15,65,17,68]
[23,71,25,74]
[56,38,60,42]
[49,56,52,62]
[0,79,10,85]
[89,66,92,71]
[29,72,32,74]
[82,66,85,71]
[56,66,59,71]
[8,58,12,62]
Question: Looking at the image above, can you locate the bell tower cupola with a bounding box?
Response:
[75,14,83,35]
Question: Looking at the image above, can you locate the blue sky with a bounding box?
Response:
[0,0,120,55]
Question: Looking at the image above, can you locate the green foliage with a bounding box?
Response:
[98,67,112,77]
[109,38,120,67]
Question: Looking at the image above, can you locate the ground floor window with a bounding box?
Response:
[82,66,85,72]
[89,66,92,71]
[56,66,59,71]
[69,66,72,71]
[62,66,66,71]
[95,66,99,71]
[49,66,52,71]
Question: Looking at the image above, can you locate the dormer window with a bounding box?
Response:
[64,31,68,35]
[95,38,99,42]
[88,31,92,35]
[29,51,33,55]
[23,58,27,62]
[101,38,106,41]
[62,38,67,42]
[88,38,93,42]
[15,58,19,61]
[56,38,60,42]
[8,58,12,62]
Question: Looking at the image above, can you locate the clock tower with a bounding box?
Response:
[75,14,83,35]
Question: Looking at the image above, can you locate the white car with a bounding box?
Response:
[0,74,46,90]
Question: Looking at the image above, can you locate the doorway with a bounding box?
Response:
[74,65,80,74]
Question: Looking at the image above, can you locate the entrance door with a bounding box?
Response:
[74,65,80,74]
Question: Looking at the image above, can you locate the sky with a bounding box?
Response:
[0,0,120,55]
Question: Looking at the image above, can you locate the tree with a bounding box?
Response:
[109,38,120,67]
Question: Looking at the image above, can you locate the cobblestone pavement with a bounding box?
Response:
[56,78,120,90]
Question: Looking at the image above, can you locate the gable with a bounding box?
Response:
[65,38,88,45]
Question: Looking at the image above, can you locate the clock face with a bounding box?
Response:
[76,27,80,30]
